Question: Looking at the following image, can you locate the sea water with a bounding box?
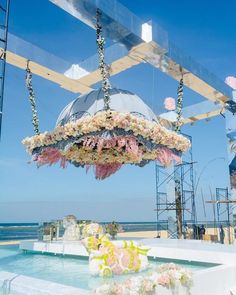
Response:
[0,222,161,241]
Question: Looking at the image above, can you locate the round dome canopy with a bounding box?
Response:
[56,88,157,126]
[22,87,191,180]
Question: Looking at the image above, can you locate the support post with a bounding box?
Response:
[0,0,10,139]
[226,90,236,214]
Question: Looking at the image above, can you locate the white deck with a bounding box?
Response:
[20,238,236,265]
[9,239,236,294]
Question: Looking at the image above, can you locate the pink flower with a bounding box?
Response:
[157,273,171,287]
[156,148,182,167]
[164,97,176,111]
[95,163,122,180]
[36,147,66,168]
[225,76,236,90]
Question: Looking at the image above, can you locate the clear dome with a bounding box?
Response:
[56,87,157,126]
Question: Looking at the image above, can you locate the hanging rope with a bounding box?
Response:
[25,61,40,135]
[96,9,111,111]
[174,75,184,133]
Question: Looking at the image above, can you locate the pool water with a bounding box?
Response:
[0,245,217,290]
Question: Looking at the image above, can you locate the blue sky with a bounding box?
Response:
[0,0,235,222]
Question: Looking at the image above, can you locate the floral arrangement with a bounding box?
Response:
[225,76,236,90]
[175,77,184,133]
[81,236,149,277]
[82,222,104,238]
[164,97,176,111]
[25,64,40,135]
[94,263,193,295]
[22,110,191,179]
[22,10,190,180]
[105,221,123,239]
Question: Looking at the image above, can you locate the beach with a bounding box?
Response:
[1,226,234,245]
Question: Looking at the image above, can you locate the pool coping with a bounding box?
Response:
[0,271,90,295]
[2,238,236,295]
[20,238,236,265]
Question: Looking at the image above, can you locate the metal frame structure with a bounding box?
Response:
[0,0,10,139]
[0,0,235,236]
[206,188,236,243]
[155,135,196,238]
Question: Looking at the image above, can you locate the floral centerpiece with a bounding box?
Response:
[105,221,123,239]
[81,235,149,277]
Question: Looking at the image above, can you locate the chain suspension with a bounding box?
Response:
[25,61,40,135]
[96,9,111,111]
[174,76,184,133]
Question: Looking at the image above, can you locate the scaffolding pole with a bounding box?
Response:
[155,135,197,239]
[216,187,232,244]
[0,0,10,139]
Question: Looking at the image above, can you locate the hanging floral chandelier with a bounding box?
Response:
[22,10,191,180]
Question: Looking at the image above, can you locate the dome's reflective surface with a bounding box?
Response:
[56,87,157,126]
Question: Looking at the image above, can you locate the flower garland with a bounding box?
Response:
[22,111,190,153]
[94,263,193,295]
[25,62,40,135]
[174,77,184,133]
[22,111,191,179]
[96,9,111,111]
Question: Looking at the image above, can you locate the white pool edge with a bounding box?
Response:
[0,271,90,295]
[3,238,236,295]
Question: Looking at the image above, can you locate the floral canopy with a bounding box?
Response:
[22,87,190,179]
[22,9,190,179]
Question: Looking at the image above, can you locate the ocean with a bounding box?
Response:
[0,221,228,241]
[0,223,39,241]
[0,222,162,241]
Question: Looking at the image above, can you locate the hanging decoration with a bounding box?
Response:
[96,9,111,111]
[225,76,236,90]
[164,97,176,111]
[22,11,191,180]
[174,75,184,133]
[25,61,40,135]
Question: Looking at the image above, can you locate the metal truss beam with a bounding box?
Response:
[2,31,227,125]
[160,100,225,125]
[50,0,233,105]
[0,47,92,93]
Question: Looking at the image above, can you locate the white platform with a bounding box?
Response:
[142,238,236,265]
[20,238,236,265]
[17,238,236,295]
[20,240,88,257]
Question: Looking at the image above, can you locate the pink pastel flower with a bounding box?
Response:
[164,97,176,111]
[225,76,236,90]
[95,163,122,180]
[157,273,171,287]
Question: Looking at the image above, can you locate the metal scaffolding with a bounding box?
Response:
[0,0,10,139]
[206,188,235,244]
[155,134,197,238]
